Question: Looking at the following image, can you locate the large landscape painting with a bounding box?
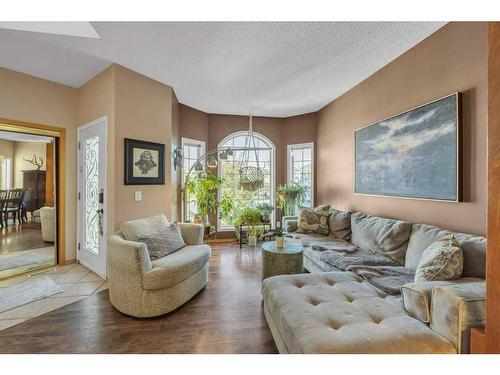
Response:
[355,93,460,201]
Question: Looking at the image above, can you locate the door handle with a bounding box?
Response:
[97,208,104,236]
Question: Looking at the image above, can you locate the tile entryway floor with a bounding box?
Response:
[0,263,108,331]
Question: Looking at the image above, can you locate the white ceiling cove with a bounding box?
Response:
[0,22,446,117]
[0,22,99,39]
[0,131,52,143]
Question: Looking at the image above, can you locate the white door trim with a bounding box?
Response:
[77,116,108,278]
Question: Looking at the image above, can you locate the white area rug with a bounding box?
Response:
[0,276,62,313]
[0,247,55,272]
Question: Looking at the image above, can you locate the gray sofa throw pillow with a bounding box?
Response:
[328,208,351,239]
[414,235,463,282]
[350,212,412,264]
[296,205,330,236]
[138,222,186,260]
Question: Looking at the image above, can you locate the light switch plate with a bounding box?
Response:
[135,191,142,201]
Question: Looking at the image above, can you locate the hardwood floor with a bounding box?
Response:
[0,243,278,354]
[0,222,49,254]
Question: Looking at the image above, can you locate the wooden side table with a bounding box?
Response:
[261,241,303,280]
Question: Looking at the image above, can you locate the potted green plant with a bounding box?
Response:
[235,207,263,246]
[276,182,306,216]
[256,202,274,223]
[186,172,232,226]
[219,191,234,221]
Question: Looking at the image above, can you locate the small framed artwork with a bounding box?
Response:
[124,138,165,185]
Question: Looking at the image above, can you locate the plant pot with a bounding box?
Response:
[284,191,298,201]
[276,236,284,248]
[248,234,257,246]
[194,214,209,225]
[234,224,241,241]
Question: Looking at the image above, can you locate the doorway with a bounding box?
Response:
[0,126,59,279]
[77,117,107,278]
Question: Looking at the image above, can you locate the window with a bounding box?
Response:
[181,137,206,222]
[218,131,275,231]
[287,143,314,207]
[0,156,12,190]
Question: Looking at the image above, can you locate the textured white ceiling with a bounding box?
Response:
[0,22,446,117]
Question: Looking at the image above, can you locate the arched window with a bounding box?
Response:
[218,131,276,231]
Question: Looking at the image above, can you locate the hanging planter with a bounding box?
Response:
[239,166,264,191]
[277,183,307,216]
[238,114,265,192]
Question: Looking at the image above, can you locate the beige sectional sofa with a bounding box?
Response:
[264,211,486,354]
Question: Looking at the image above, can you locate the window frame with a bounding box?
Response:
[287,142,315,208]
[0,156,12,190]
[181,137,206,222]
[217,130,276,232]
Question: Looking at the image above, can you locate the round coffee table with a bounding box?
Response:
[261,241,303,280]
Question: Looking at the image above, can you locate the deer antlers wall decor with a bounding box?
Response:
[23,154,44,170]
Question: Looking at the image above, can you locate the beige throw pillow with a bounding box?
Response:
[296,205,330,236]
[414,235,463,282]
[138,222,185,260]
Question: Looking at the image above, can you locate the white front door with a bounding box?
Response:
[77,117,107,278]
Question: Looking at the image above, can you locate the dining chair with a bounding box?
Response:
[20,188,32,223]
[4,189,24,226]
[0,190,7,228]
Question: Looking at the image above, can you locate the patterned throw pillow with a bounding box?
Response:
[138,222,186,260]
[414,235,463,282]
[296,205,330,236]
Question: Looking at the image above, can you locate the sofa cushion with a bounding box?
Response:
[328,209,352,239]
[350,213,412,264]
[143,244,211,290]
[430,281,486,353]
[138,222,185,260]
[406,224,486,278]
[290,232,348,248]
[303,246,343,272]
[120,214,169,242]
[401,278,483,323]
[296,205,330,235]
[262,272,456,353]
[414,236,463,282]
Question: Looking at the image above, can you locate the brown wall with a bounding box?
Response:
[0,67,79,260]
[178,104,209,145]
[77,65,116,231]
[316,22,488,235]
[113,65,176,228]
[78,65,178,230]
